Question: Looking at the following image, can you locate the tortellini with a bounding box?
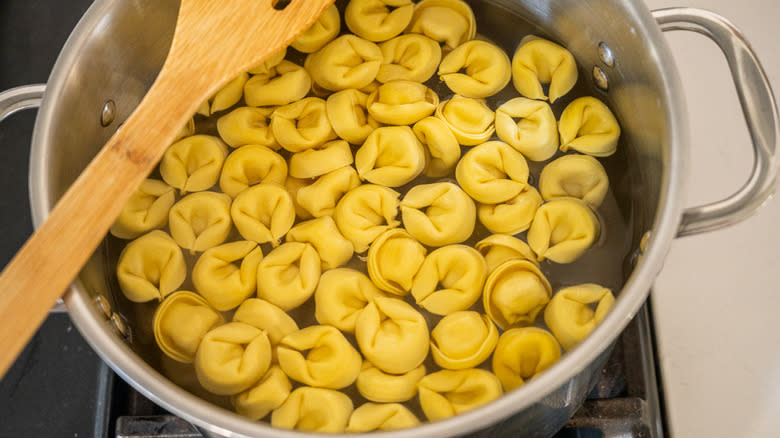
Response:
[257,242,321,311]
[199,73,249,116]
[431,311,498,370]
[153,291,223,363]
[334,184,401,252]
[544,283,615,350]
[356,361,426,403]
[286,216,354,270]
[539,154,609,207]
[169,192,232,253]
[378,34,442,83]
[326,89,381,145]
[285,176,314,220]
[110,179,175,240]
[527,198,600,263]
[411,245,487,315]
[277,325,362,389]
[117,230,186,302]
[270,97,335,152]
[248,47,286,76]
[413,116,461,177]
[475,234,538,272]
[297,166,362,218]
[271,387,353,433]
[511,36,578,103]
[366,81,439,126]
[216,107,278,149]
[231,184,295,246]
[192,241,263,311]
[355,126,426,187]
[477,185,542,235]
[435,95,495,145]
[292,4,340,53]
[438,40,511,98]
[455,141,530,204]
[558,96,621,157]
[495,98,559,161]
[492,327,561,391]
[232,366,292,420]
[160,135,228,194]
[345,0,414,42]
[417,369,503,421]
[401,182,476,246]
[483,259,552,329]
[346,403,420,432]
[289,140,353,179]
[233,298,299,355]
[244,61,311,107]
[194,322,272,395]
[315,268,386,332]
[406,0,477,51]
[305,35,383,91]
[355,297,429,374]
[219,145,287,198]
[367,228,426,295]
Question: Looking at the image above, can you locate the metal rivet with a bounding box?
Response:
[598,42,615,67]
[100,100,116,127]
[95,295,111,318]
[111,312,131,341]
[592,66,609,91]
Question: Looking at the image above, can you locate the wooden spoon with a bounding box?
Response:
[0,0,334,377]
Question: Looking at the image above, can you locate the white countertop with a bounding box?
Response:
[643,0,780,436]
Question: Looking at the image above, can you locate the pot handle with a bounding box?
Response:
[653,8,778,237]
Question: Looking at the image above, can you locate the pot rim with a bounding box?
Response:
[28,0,687,436]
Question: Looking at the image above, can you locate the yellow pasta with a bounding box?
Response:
[411,245,487,315]
[438,40,511,98]
[286,216,354,270]
[544,283,615,350]
[495,97,558,161]
[315,268,386,332]
[116,231,186,303]
[356,361,426,403]
[492,327,561,391]
[277,325,362,389]
[297,166,362,218]
[305,35,383,91]
[378,34,442,83]
[168,192,232,253]
[435,95,495,145]
[110,179,175,240]
[355,297,429,374]
[366,81,439,125]
[417,369,503,421]
[216,107,278,149]
[292,4,341,53]
[527,198,600,263]
[248,47,286,76]
[326,89,381,145]
[284,176,314,220]
[160,135,228,194]
[558,96,621,157]
[153,291,223,363]
[367,228,426,296]
[431,311,498,370]
[271,387,353,433]
[232,366,292,420]
[475,234,538,272]
[233,298,299,356]
[477,185,542,234]
[219,145,287,198]
[483,259,552,329]
[539,154,609,207]
[191,241,263,311]
[334,184,401,252]
[511,36,578,103]
[244,60,312,107]
[345,0,414,42]
[406,0,476,51]
[270,97,335,152]
[346,403,420,432]
[401,182,476,247]
[289,139,353,179]
[230,183,295,246]
[194,322,272,395]
[355,126,426,187]
[455,140,529,204]
[256,242,321,311]
[199,72,249,116]
[413,116,461,177]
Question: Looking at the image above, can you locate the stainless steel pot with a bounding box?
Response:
[0,1,775,437]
